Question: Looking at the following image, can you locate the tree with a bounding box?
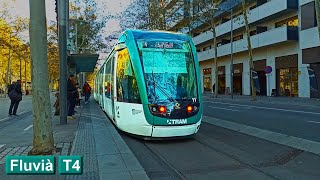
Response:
[192,0,223,98]
[47,22,59,90]
[69,0,107,53]
[28,0,54,155]
[148,0,166,30]
[316,0,320,39]
[0,16,29,96]
[120,0,149,30]
[242,0,256,101]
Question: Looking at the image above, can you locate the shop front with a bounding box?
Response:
[218,66,226,94]
[254,59,267,96]
[232,63,243,95]
[276,54,299,97]
[203,68,212,93]
[302,46,320,98]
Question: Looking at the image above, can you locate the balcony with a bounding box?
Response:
[192,0,298,46]
[197,26,298,62]
[300,27,320,50]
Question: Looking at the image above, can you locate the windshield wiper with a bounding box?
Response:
[149,71,175,103]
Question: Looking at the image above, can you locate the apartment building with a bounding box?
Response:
[157,0,320,98]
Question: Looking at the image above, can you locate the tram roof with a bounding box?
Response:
[126,30,190,42]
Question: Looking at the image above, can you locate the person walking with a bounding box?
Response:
[83,82,91,104]
[67,74,77,119]
[8,80,23,116]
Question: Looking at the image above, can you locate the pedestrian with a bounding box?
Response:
[8,80,23,116]
[83,82,91,104]
[75,83,82,108]
[67,74,77,119]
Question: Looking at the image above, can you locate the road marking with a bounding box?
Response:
[24,125,33,131]
[202,115,320,155]
[228,106,251,110]
[204,101,320,115]
[307,121,320,124]
[0,111,28,123]
[209,106,240,112]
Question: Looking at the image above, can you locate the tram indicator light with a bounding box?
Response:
[187,105,193,113]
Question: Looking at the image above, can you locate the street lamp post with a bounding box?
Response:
[230,8,234,99]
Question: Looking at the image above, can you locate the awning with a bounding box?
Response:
[68,54,99,73]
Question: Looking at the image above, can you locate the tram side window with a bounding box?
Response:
[105,59,112,98]
[116,48,141,103]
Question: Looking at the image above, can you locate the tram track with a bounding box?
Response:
[143,142,186,180]
[122,120,309,179]
[193,133,281,180]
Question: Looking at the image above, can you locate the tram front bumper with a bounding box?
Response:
[151,120,201,138]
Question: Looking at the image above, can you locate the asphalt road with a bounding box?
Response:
[121,122,320,180]
[203,99,320,142]
[0,93,61,148]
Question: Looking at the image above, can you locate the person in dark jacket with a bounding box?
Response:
[8,80,22,116]
[67,74,77,119]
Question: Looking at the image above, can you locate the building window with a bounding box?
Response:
[203,68,212,92]
[275,16,298,28]
[301,2,317,30]
[116,48,141,103]
[233,34,243,41]
[203,45,211,51]
[249,4,257,10]
[250,30,257,36]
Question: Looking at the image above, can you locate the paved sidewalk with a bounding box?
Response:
[203,93,320,106]
[67,99,149,180]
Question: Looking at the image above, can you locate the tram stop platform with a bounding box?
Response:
[68,98,149,180]
[0,94,148,179]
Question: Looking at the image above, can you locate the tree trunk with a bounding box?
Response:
[242,0,256,101]
[5,35,12,98]
[316,0,320,39]
[28,0,55,155]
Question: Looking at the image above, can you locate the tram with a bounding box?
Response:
[94,30,202,138]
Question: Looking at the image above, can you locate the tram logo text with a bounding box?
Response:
[167,119,187,125]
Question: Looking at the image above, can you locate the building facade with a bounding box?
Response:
[152,0,320,98]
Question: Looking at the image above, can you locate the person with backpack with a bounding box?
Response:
[83,82,91,104]
[8,80,23,116]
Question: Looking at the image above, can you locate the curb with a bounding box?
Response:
[203,116,320,156]
[0,144,5,152]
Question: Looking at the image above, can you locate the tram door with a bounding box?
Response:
[110,55,116,120]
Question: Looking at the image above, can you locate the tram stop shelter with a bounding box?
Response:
[68,54,99,74]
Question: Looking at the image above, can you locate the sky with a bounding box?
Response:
[4,0,132,43]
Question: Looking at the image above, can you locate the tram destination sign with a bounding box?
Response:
[142,41,184,49]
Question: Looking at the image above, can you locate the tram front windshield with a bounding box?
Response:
[137,40,198,104]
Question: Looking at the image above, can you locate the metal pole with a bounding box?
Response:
[59,0,68,124]
[20,59,22,81]
[230,8,234,99]
[75,23,78,54]
[25,57,27,94]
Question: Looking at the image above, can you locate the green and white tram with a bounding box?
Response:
[94,30,202,138]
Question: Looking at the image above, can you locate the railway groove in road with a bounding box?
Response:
[193,134,281,180]
[143,142,186,180]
